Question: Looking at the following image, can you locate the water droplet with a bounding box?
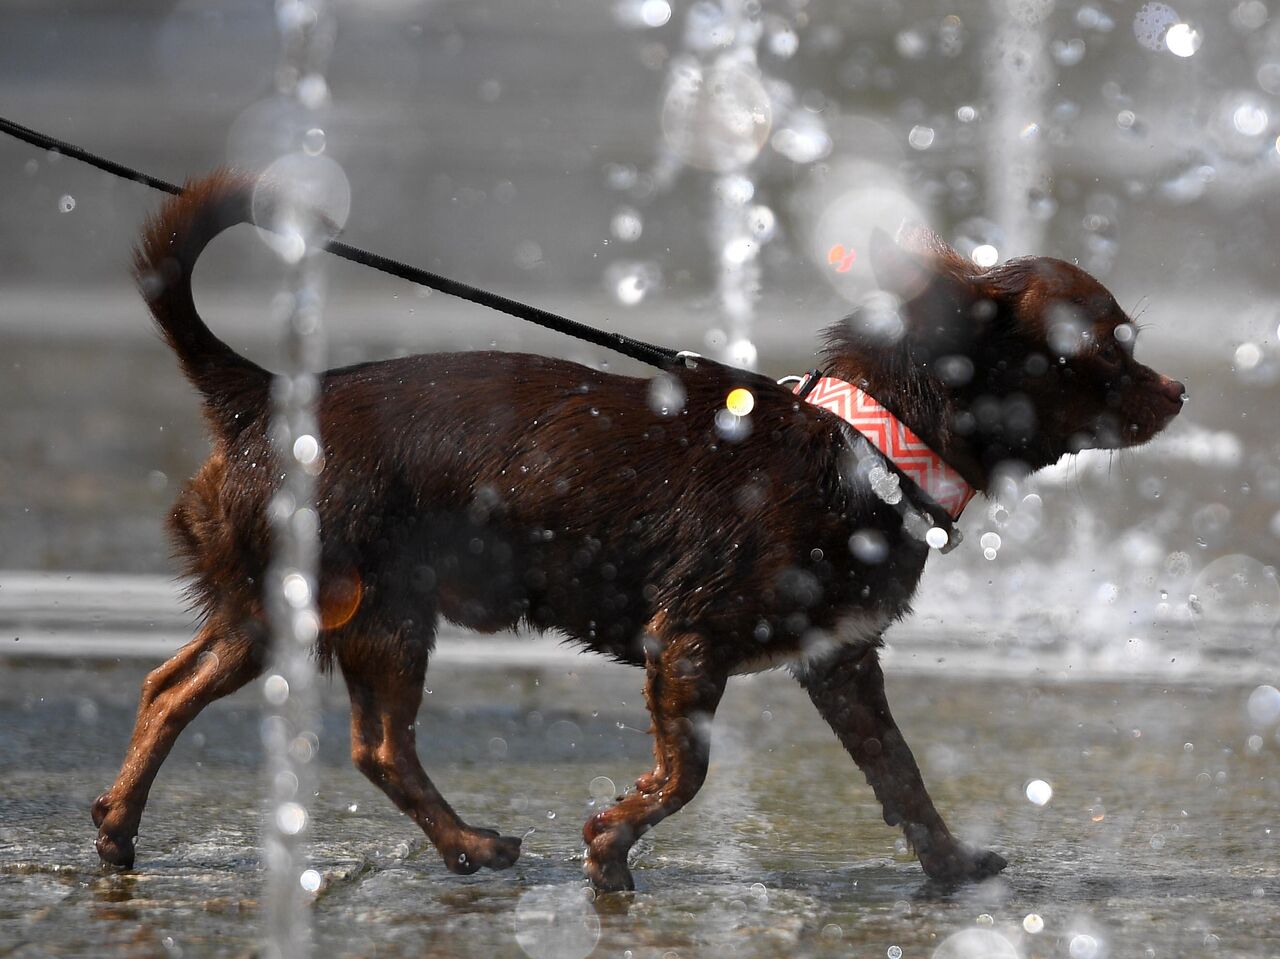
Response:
[850,529,890,564]
[714,407,752,441]
[1023,914,1045,934]
[907,125,935,150]
[264,674,290,706]
[971,244,999,267]
[302,127,326,156]
[276,802,307,835]
[292,433,322,468]
[647,373,686,416]
[619,0,674,29]
[931,926,1018,957]
[605,261,660,306]
[1069,934,1100,959]
[1165,22,1201,57]
[58,194,75,213]
[925,527,949,550]
[589,776,616,800]
[747,204,776,240]
[887,946,903,959]
[722,236,757,265]
[661,59,772,171]
[1191,555,1280,630]
[546,810,557,819]
[610,206,643,242]
[1247,685,1280,726]
[726,338,758,369]
[1232,100,1269,137]
[896,29,928,59]
[1133,3,1179,51]
[297,73,329,109]
[1052,37,1087,66]
[299,868,322,892]
[771,113,831,163]
[282,571,311,608]
[514,884,601,959]
[1026,779,1053,805]
[716,174,755,205]
[1234,342,1264,372]
[868,466,902,505]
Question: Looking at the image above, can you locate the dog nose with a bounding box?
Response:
[1158,377,1186,405]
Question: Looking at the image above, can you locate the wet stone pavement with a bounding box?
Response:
[1,655,1277,959]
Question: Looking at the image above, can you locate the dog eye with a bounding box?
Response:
[1097,341,1123,367]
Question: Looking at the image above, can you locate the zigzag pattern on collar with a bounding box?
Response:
[793,374,975,521]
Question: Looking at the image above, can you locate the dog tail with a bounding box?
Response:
[134,169,271,435]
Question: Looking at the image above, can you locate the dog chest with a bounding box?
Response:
[731,608,893,675]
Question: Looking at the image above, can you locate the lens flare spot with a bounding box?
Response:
[971,244,999,267]
[725,388,755,416]
[827,243,857,273]
[319,570,363,630]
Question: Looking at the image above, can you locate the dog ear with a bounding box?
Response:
[869,225,973,300]
[869,225,989,354]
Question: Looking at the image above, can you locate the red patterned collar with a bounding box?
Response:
[792,373,975,520]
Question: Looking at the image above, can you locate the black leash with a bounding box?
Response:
[0,114,682,370]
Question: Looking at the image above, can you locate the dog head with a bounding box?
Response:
[825,227,1185,487]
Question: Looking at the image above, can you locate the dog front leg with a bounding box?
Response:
[794,645,1006,882]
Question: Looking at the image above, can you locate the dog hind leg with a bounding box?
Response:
[338,631,522,875]
[92,616,267,867]
[583,632,727,892]
[794,645,1007,882]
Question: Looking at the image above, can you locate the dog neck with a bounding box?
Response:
[792,372,975,520]
[820,323,992,493]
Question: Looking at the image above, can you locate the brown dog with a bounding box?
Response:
[92,171,1184,891]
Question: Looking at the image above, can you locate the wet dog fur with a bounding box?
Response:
[92,171,1184,891]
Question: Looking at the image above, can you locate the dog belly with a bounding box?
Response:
[730,609,890,675]
[425,520,649,656]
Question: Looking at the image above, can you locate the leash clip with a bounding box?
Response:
[780,369,825,401]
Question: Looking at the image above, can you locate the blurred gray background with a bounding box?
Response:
[1,0,1277,668]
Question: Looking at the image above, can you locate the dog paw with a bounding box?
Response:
[92,794,138,869]
[584,855,635,893]
[919,844,1007,883]
[442,828,522,875]
[95,832,136,870]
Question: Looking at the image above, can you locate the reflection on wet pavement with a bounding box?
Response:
[2,658,1276,957]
